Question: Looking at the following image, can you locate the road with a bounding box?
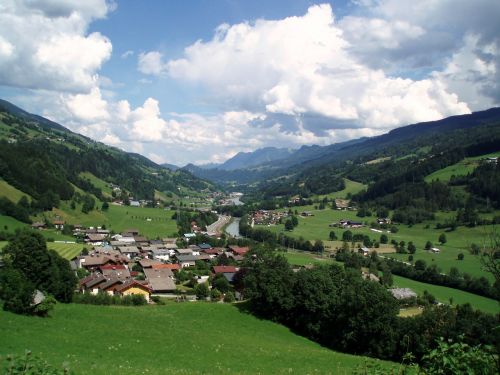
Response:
[206,215,231,235]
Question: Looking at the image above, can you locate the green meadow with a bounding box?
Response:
[317,178,367,200]
[392,275,499,315]
[0,179,30,203]
[0,303,393,375]
[258,205,498,279]
[425,151,500,182]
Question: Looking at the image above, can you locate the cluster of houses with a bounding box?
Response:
[251,210,289,226]
[329,219,364,229]
[74,231,249,302]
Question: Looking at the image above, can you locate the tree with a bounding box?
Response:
[458,253,464,261]
[224,291,236,303]
[291,215,299,227]
[329,231,337,240]
[408,241,416,254]
[210,288,222,301]
[313,240,324,253]
[342,230,353,242]
[390,225,398,233]
[212,273,231,293]
[284,219,294,231]
[194,282,209,300]
[380,234,388,244]
[101,201,109,211]
[415,259,427,271]
[439,233,447,244]
[425,241,433,250]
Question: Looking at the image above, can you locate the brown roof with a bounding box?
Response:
[229,246,249,255]
[151,264,181,271]
[213,265,238,274]
[138,259,163,268]
[115,280,152,294]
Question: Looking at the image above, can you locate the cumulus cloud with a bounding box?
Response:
[0,0,112,93]
[167,4,470,136]
[138,51,168,75]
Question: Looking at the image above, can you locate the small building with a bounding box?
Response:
[431,247,440,253]
[31,222,46,230]
[53,220,65,230]
[115,280,152,302]
[389,288,417,300]
[176,254,198,268]
[358,247,370,256]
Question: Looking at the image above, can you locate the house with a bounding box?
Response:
[151,249,170,262]
[212,265,238,274]
[138,259,163,269]
[431,247,440,253]
[389,288,417,300]
[151,263,181,272]
[203,248,223,258]
[358,247,370,256]
[124,228,140,236]
[228,246,249,257]
[31,222,46,230]
[79,252,128,270]
[301,211,314,217]
[176,254,198,268]
[99,264,130,280]
[118,246,140,258]
[143,268,176,293]
[198,243,213,250]
[184,233,196,241]
[99,278,124,295]
[162,237,178,245]
[115,280,152,302]
[53,220,65,230]
[80,274,107,294]
[85,233,107,245]
[176,248,194,256]
[130,200,140,207]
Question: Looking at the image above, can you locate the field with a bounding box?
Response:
[317,178,367,200]
[0,303,393,375]
[0,214,28,232]
[47,242,89,260]
[425,151,500,182]
[392,275,499,315]
[79,172,113,198]
[282,250,498,314]
[47,204,178,238]
[0,179,30,203]
[258,206,498,279]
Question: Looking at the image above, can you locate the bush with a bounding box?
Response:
[223,291,236,303]
[210,288,222,301]
[0,351,72,375]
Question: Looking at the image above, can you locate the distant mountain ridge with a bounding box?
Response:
[214,147,296,171]
[183,107,500,187]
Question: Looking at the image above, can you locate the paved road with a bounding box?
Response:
[206,215,231,235]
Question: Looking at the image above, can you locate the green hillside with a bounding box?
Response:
[0,179,30,203]
[0,303,392,375]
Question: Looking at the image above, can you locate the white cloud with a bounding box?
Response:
[138,51,168,75]
[167,4,470,134]
[121,50,134,59]
[0,0,112,93]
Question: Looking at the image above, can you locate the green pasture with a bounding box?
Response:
[0,179,30,203]
[0,303,393,375]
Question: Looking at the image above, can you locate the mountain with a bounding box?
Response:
[0,99,215,211]
[161,163,180,171]
[214,147,295,170]
[184,108,500,189]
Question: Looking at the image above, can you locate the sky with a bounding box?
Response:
[0,0,499,166]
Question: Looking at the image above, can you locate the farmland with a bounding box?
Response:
[0,303,392,375]
[257,205,498,279]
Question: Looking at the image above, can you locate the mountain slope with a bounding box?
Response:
[216,147,295,170]
[0,99,215,209]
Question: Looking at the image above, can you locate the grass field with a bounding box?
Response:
[79,172,113,198]
[46,204,178,238]
[317,178,367,200]
[392,275,499,315]
[0,214,28,232]
[0,303,393,375]
[282,250,498,314]
[0,179,30,203]
[258,206,498,279]
[425,151,500,182]
[47,242,89,260]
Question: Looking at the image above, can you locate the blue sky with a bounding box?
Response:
[0,0,499,165]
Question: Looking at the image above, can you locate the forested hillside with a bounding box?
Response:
[0,99,215,223]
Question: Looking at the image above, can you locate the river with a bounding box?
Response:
[225,217,241,238]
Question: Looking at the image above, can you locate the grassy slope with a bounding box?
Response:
[425,151,500,182]
[392,275,499,315]
[317,178,367,200]
[0,303,392,375]
[259,206,497,279]
[79,172,113,198]
[283,250,498,315]
[0,179,30,203]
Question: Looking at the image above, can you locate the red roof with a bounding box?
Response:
[213,265,238,274]
[229,246,249,255]
[100,265,127,271]
[151,264,181,271]
[204,248,222,255]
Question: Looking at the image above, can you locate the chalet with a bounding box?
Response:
[228,246,249,257]
[115,280,152,302]
[134,236,148,244]
[151,249,170,262]
[130,200,140,207]
[118,246,140,258]
[212,265,239,274]
[358,247,370,256]
[176,248,194,256]
[176,254,198,268]
[99,264,130,280]
[431,247,441,253]
[377,218,392,225]
[53,220,65,230]
[99,278,124,295]
[198,243,213,250]
[138,259,163,269]
[151,263,181,272]
[85,233,107,245]
[143,268,176,293]
[301,211,314,217]
[389,288,417,300]
[80,274,107,294]
[79,252,128,270]
[203,248,223,258]
[124,228,140,236]
[31,222,46,230]
[163,243,178,250]
[162,237,178,245]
